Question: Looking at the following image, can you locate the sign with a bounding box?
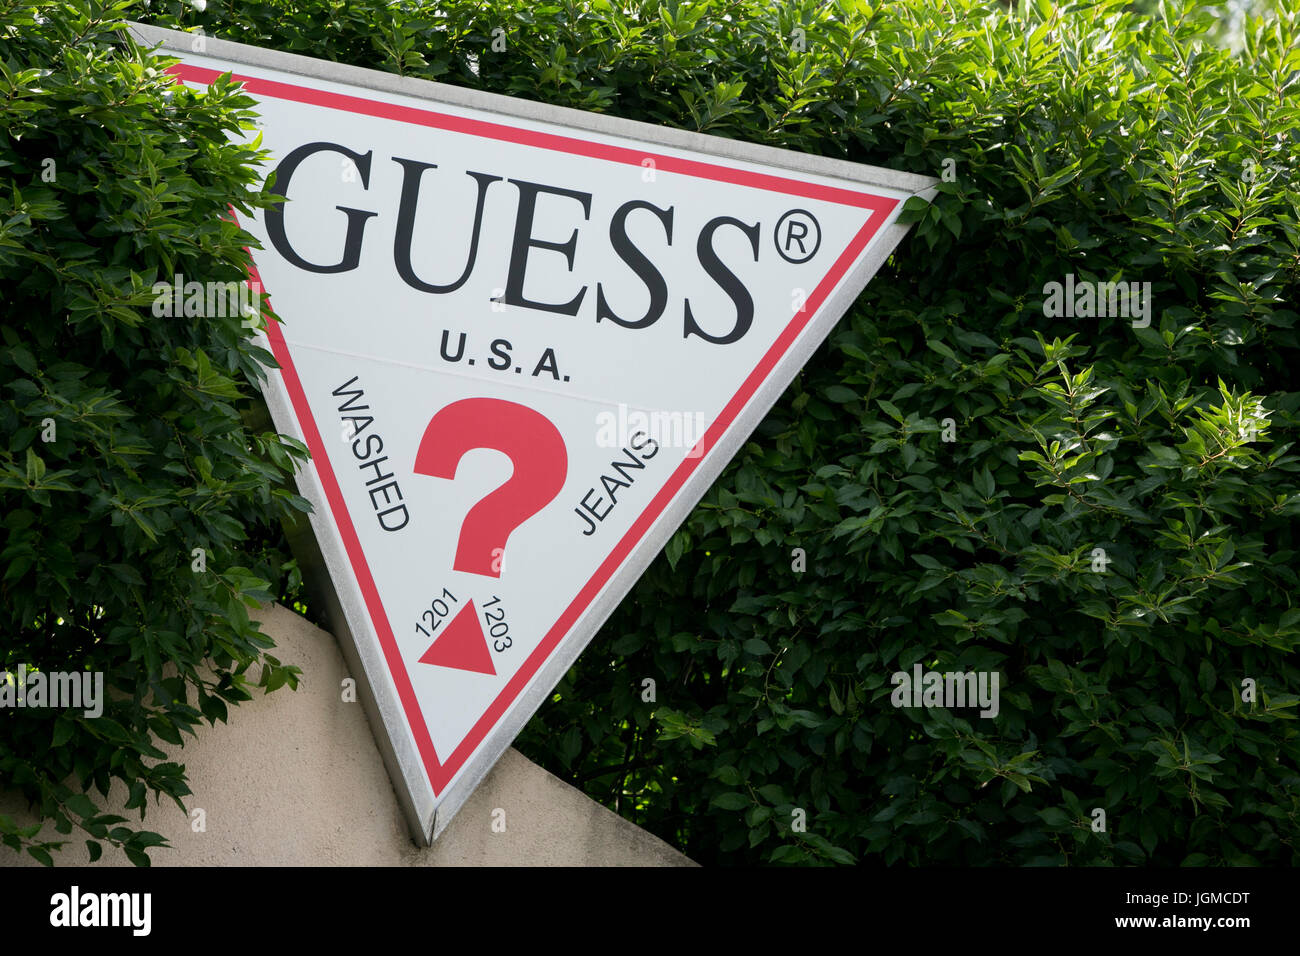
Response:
[131,24,936,842]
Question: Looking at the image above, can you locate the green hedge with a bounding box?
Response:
[0,2,310,864]
[4,0,1298,865]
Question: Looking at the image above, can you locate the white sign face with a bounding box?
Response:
[137,25,934,841]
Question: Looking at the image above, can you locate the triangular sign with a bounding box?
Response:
[136,23,935,843]
[418,601,496,677]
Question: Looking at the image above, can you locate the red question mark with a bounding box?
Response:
[413,398,568,577]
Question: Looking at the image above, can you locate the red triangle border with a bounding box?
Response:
[172,62,898,794]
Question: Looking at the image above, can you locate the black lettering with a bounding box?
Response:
[580,489,612,521]
[359,455,394,486]
[266,143,377,274]
[488,339,512,370]
[352,433,383,461]
[368,480,403,509]
[683,216,759,345]
[601,472,631,503]
[392,161,501,294]
[504,179,592,315]
[343,415,375,436]
[440,330,467,362]
[610,447,646,484]
[783,220,808,255]
[629,430,660,459]
[576,507,597,536]
[595,200,673,329]
[532,348,560,379]
[332,376,370,413]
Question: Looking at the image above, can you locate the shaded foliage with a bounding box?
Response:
[0,0,309,864]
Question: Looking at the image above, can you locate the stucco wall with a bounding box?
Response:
[1,604,692,867]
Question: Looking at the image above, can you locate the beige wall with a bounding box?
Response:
[1,604,692,867]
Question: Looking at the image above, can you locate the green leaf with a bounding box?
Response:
[711,792,750,811]
[1198,660,1216,694]
[64,793,97,818]
[25,447,45,482]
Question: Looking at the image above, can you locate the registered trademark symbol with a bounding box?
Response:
[774,209,821,264]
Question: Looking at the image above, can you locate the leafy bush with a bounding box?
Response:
[6,0,1295,866]
[499,0,1300,865]
[317,0,1298,866]
[0,1,310,864]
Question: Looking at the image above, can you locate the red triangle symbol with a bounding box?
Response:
[418,602,496,676]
